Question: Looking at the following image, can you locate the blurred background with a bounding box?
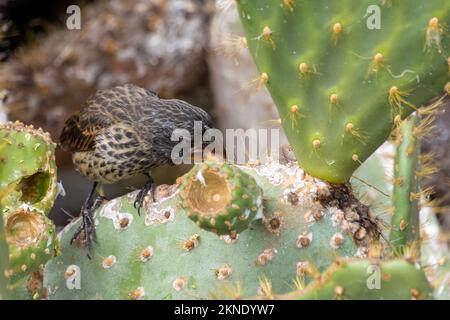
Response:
[0,0,448,240]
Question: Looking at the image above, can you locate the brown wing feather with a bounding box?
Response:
[59,113,106,152]
[60,84,158,153]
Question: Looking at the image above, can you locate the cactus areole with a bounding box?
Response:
[237,0,450,183]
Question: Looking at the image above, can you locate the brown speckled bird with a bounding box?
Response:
[60,84,213,250]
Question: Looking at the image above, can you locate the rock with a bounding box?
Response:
[0,89,7,123]
[0,0,213,139]
[422,96,450,233]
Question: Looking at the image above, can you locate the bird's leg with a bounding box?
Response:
[134,173,155,216]
[70,182,100,255]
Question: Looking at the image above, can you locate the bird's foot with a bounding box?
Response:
[70,196,103,257]
[134,179,155,216]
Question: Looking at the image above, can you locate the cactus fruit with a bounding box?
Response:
[178,159,263,235]
[43,159,381,299]
[0,121,59,299]
[279,259,433,300]
[236,0,450,183]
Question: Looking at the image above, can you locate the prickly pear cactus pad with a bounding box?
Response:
[237,0,450,183]
[44,160,381,299]
[280,259,433,300]
[178,160,263,235]
[5,209,56,285]
[0,121,58,214]
[390,114,421,254]
[0,121,58,299]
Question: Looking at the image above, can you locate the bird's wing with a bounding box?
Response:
[60,84,158,152]
[59,112,110,152]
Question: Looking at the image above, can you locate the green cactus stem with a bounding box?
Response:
[44,159,381,299]
[390,114,421,254]
[279,259,433,300]
[237,0,450,183]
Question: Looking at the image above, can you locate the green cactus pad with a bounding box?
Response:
[237,0,450,183]
[0,121,58,215]
[44,160,379,299]
[179,159,263,235]
[0,121,59,299]
[4,208,56,285]
[390,114,421,254]
[279,259,433,300]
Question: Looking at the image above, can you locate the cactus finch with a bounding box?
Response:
[60,84,213,252]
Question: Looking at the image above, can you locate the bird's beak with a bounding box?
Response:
[190,146,227,163]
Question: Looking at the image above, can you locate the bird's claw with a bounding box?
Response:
[134,180,155,216]
[70,196,102,257]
